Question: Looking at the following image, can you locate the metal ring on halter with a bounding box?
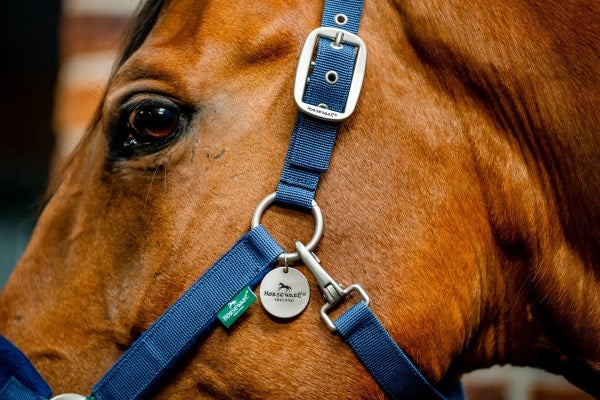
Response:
[251,192,323,262]
[283,252,290,273]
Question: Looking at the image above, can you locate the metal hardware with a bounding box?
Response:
[334,13,348,26]
[50,395,87,400]
[294,27,367,121]
[325,70,339,84]
[251,192,323,262]
[296,241,369,331]
[331,31,344,49]
[283,252,289,273]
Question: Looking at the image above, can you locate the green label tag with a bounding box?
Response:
[217,286,257,328]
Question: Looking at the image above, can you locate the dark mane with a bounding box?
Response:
[43,0,169,205]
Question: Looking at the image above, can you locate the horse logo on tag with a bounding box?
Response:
[259,267,311,319]
[278,282,292,292]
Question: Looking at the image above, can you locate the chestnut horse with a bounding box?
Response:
[1,0,599,398]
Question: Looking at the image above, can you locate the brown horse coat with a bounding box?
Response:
[1,0,599,398]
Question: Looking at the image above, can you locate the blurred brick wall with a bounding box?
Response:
[54,2,594,399]
[53,0,137,169]
[464,367,593,400]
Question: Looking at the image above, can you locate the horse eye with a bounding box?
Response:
[127,105,180,143]
[110,97,187,159]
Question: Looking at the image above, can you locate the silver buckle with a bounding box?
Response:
[294,27,367,122]
[296,241,370,331]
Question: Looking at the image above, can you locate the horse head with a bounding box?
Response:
[1,0,598,398]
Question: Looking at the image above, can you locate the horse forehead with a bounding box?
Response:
[142,0,317,55]
[112,0,318,98]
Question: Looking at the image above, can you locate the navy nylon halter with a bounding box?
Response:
[275,0,363,211]
[0,1,465,399]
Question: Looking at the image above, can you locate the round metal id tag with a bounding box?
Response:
[259,267,310,318]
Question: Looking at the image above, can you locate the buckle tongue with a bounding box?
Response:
[294,27,367,121]
[295,241,369,331]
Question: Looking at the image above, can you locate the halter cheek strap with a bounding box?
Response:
[0,0,465,399]
[276,0,366,211]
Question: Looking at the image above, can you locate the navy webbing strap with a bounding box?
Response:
[0,377,47,400]
[0,335,51,399]
[0,1,466,399]
[335,302,465,399]
[275,0,365,211]
[276,0,465,397]
[92,225,283,400]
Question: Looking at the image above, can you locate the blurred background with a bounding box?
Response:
[0,1,593,399]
